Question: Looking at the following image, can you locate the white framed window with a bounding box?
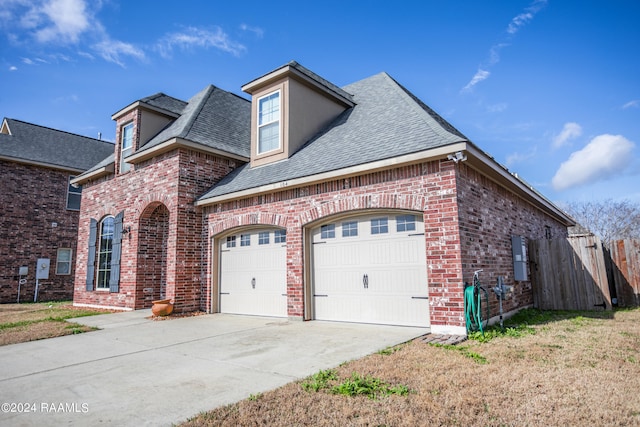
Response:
[56,248,73,275]
[66,176,82,210]
[274,229,286,243]
[259,231,270,245]
[120,123,133,173]
[240,234,251,247]
[342,221,358,237]
[96,216,115,290]
[371,218,388,235]
[396,215,416,232]
[321,224,335,239]
[226,236,236,248]
[257,90,280,154]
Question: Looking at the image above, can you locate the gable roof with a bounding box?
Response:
[132,85,250,160]
[0,118,115,172]
[139,93,188,115]
[197,72,468,203]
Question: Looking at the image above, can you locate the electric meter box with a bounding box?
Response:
[511,236,528,281]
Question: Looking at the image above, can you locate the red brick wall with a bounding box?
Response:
[0,160,80,302]
[73,148,237,311]
[204,159,568,329]
[456,163,568,319]
[204,160,465,326]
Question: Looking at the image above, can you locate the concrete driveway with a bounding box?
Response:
[0,311,427,426]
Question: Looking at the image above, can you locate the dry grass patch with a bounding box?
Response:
[183,308,640,426]
[0,301,113,346]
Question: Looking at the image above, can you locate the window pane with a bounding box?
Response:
[96,216,114,289]
[258,122,279,153]
[56,262,70,275]
[57,249,71,262]
[371,218,388,235]
[320,224,335,239]
[122,124,133,149]
[396,215,416,232]
[342,221,358,237]
[259,232,270,245]
[226,236,236,248]
[67,193,81,210]
[258,92,280,125]
[274,229,286,243]
[240,234,251,246]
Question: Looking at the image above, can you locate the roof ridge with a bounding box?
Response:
[4,118,114,145]
[179,85,216,139]
[380,74,468,141]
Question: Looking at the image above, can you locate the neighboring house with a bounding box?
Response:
[72,61,573,334]
[0,118,115,303]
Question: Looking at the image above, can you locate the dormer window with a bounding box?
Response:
[120,123,133,173]
[257,90,280,154]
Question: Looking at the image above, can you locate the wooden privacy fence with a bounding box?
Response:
[530,236,640,311]
[607,239,640,307]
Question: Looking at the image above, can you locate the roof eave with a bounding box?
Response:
[242,64,355,108]
[71,164,115,185]
[125,137,250,164]
[195,142,469,207]
[0,154,85,173]
[463,145,575,226]
[111,101,181,121]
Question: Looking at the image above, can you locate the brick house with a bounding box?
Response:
[0,118,115,303]
[72,62,573,334]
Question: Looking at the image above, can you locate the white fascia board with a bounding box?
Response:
[464,145,574,225]
[125,137,250,164]
[71,164,115,185]
[195,142,469,206]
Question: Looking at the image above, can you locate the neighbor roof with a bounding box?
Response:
[197,72,469,202]
[0,118,115,172]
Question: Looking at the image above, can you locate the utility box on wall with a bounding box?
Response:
[511,236,528,281]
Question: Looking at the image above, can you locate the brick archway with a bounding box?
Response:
[135,202,170,308]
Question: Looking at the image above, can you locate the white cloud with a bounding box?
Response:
[34,0,90,43]
[9,65,18,71]
[486,102,508,113]
[156,26,246,58]
[462,0,547,92]
[507,0,548,34]
[462,69,490,91]
[622,100,639,109]
[93,39,145,67]
[553,122,582,149]
[506,147,537,167]
[240,23,264,38]
[552,134,635,191]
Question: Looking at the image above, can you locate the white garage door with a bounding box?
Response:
[312,213,429,327]
[219,228,287,317]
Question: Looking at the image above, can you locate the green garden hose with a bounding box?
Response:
[464,283,489,334]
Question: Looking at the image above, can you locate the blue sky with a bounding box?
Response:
[1,0,638,205]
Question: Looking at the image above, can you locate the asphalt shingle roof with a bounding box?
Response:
[135,85,251,158]
[139,93,187,115]
[198,72,469,201]
[0,118,115,171]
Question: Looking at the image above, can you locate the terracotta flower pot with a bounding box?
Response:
[151,299,174,316]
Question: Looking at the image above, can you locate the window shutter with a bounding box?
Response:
[86,218,97,291]
[109,211,124,293]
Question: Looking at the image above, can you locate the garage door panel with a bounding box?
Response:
[312,213,429,327]
[219,229,287,317]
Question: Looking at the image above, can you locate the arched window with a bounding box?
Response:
[86,211,123,292]
[96,216,115,290]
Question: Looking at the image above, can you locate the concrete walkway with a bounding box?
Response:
[0,311,427,426]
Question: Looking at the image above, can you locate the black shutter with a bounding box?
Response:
[109,211,124,293]
[86,218,97,291]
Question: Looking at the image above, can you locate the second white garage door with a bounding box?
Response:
[311,213,429,327]
[219,228,287,317]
